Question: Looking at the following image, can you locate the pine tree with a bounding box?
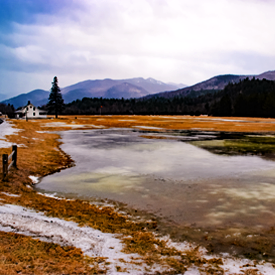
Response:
[47,76,64,118]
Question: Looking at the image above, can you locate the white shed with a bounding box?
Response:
[15,101,47,119]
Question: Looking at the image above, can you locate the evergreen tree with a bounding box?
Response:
[47,76,64,118]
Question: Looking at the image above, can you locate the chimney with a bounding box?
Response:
[28,101,31,105]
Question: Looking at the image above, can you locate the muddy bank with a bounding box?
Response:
[36,129,275,227]
[35,127,275,262]
[2,116,275,273]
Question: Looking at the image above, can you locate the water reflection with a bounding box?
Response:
[37,129,275,229]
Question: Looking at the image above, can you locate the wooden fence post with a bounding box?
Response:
[2,154,8,180]
[12,145,17,168]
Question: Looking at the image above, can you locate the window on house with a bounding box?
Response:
[33,113,35,116]
[30,106,32,108]
[33,107,36,111]
[26,107,28,111]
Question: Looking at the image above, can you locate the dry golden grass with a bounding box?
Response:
[1,115,274,274]
[51,114,275,132]
[0,231,105,275]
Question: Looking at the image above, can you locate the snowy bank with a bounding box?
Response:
[0,203,163,274]
[0,120,22,148]
[0,202,274,274]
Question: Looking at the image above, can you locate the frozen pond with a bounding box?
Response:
[37,129,275,229]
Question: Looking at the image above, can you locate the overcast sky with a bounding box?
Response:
[1,0,275,98]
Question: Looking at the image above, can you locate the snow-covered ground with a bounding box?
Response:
[0,120,22,148]
[1,120,275,274]
[42,122,105,129]
[0,200,274,274]
[28,175,39,184]
[0,203,163,274]
[133,125,163,130]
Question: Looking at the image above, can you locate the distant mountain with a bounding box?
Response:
[256,70,275,80]
[62,77,275,117]
[1,77,184,107]
[62,79,118,102]
[146,70,275,99]
[119,77,185,94]
[105,82,148,98]
[1,90,49,109]
[3,71,274,108]
[62,77,184,103]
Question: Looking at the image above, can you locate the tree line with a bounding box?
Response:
[0,103,15,117]
[62,78,275,117]
[1,77,275,118]
[211,77,275,117]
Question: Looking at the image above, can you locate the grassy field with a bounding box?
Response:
[1,115,275,274]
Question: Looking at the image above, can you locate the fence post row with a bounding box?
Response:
[2,145,17,181]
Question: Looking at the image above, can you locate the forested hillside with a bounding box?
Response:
[62,78,275,117]
[1,78,275,118]
[211,77,275,117]
[63,96,205,115]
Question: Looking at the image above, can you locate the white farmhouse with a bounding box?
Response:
[15,101,47,119]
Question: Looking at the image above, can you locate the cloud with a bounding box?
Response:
[0,0,275,96]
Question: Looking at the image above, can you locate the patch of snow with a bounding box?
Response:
[37,192,63,200]
[0,202,274,274]
[0,120,22,148]
[222,258,275,275]
[18,144,28,147]
[1,192,21,197]
[0,139,13,148]
[29,176,39,184]
[89,124,105,128]
[164,236,275,275]
[42,122,87,128]
[133,126,163,130]
[42,122,106,129]
[0,120,21,137]
[0,204,162,274]
[201,118,247,122]
[184,267,201,274]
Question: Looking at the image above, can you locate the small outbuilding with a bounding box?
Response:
[15,101,47,119]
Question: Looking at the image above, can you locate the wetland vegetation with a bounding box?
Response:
[51,78,275,119]
[1,115,275,274]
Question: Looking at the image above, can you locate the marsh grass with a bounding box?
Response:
[0,231,106,275]
[190,135,275,161]
[1,116,275,274]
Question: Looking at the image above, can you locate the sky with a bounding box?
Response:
[1,0,275,99]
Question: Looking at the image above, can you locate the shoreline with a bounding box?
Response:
[1,115,275,274]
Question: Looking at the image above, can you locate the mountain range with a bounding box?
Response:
[1,70,275,109]
[145,70,275,99]
[1,77,185,109]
